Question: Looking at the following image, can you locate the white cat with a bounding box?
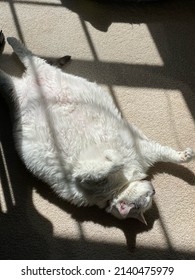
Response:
[0,32,194,224]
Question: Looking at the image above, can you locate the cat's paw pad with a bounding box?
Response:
[179,148,194,163]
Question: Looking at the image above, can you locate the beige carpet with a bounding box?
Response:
[0,0,195,260]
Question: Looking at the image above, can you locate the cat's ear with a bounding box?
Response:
[116,201,135,218]
[136,212,147,225]
[74,149,124,183]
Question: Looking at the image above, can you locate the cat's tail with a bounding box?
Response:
[0,31,13,97]
[0,30,5,54]
[0,68,18,120]
[0,30,16,112]
[0,31,20,106]
[0,33,17,114]
[0,69,15,97]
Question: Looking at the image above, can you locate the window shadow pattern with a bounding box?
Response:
[0,0,195,259]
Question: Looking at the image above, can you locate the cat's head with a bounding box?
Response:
[106,180,155,224]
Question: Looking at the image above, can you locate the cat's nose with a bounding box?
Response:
[152,189,155,195]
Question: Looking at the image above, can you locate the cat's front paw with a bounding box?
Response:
[178,148,195,163]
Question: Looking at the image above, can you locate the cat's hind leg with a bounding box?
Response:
[7,37,46,70]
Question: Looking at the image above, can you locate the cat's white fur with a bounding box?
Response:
[0,33,194,223]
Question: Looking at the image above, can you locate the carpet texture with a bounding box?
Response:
[0,0,195,260]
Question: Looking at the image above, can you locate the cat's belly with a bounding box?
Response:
[14,100,126,181]
[13,94,138,206]
[19,100,122,145]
